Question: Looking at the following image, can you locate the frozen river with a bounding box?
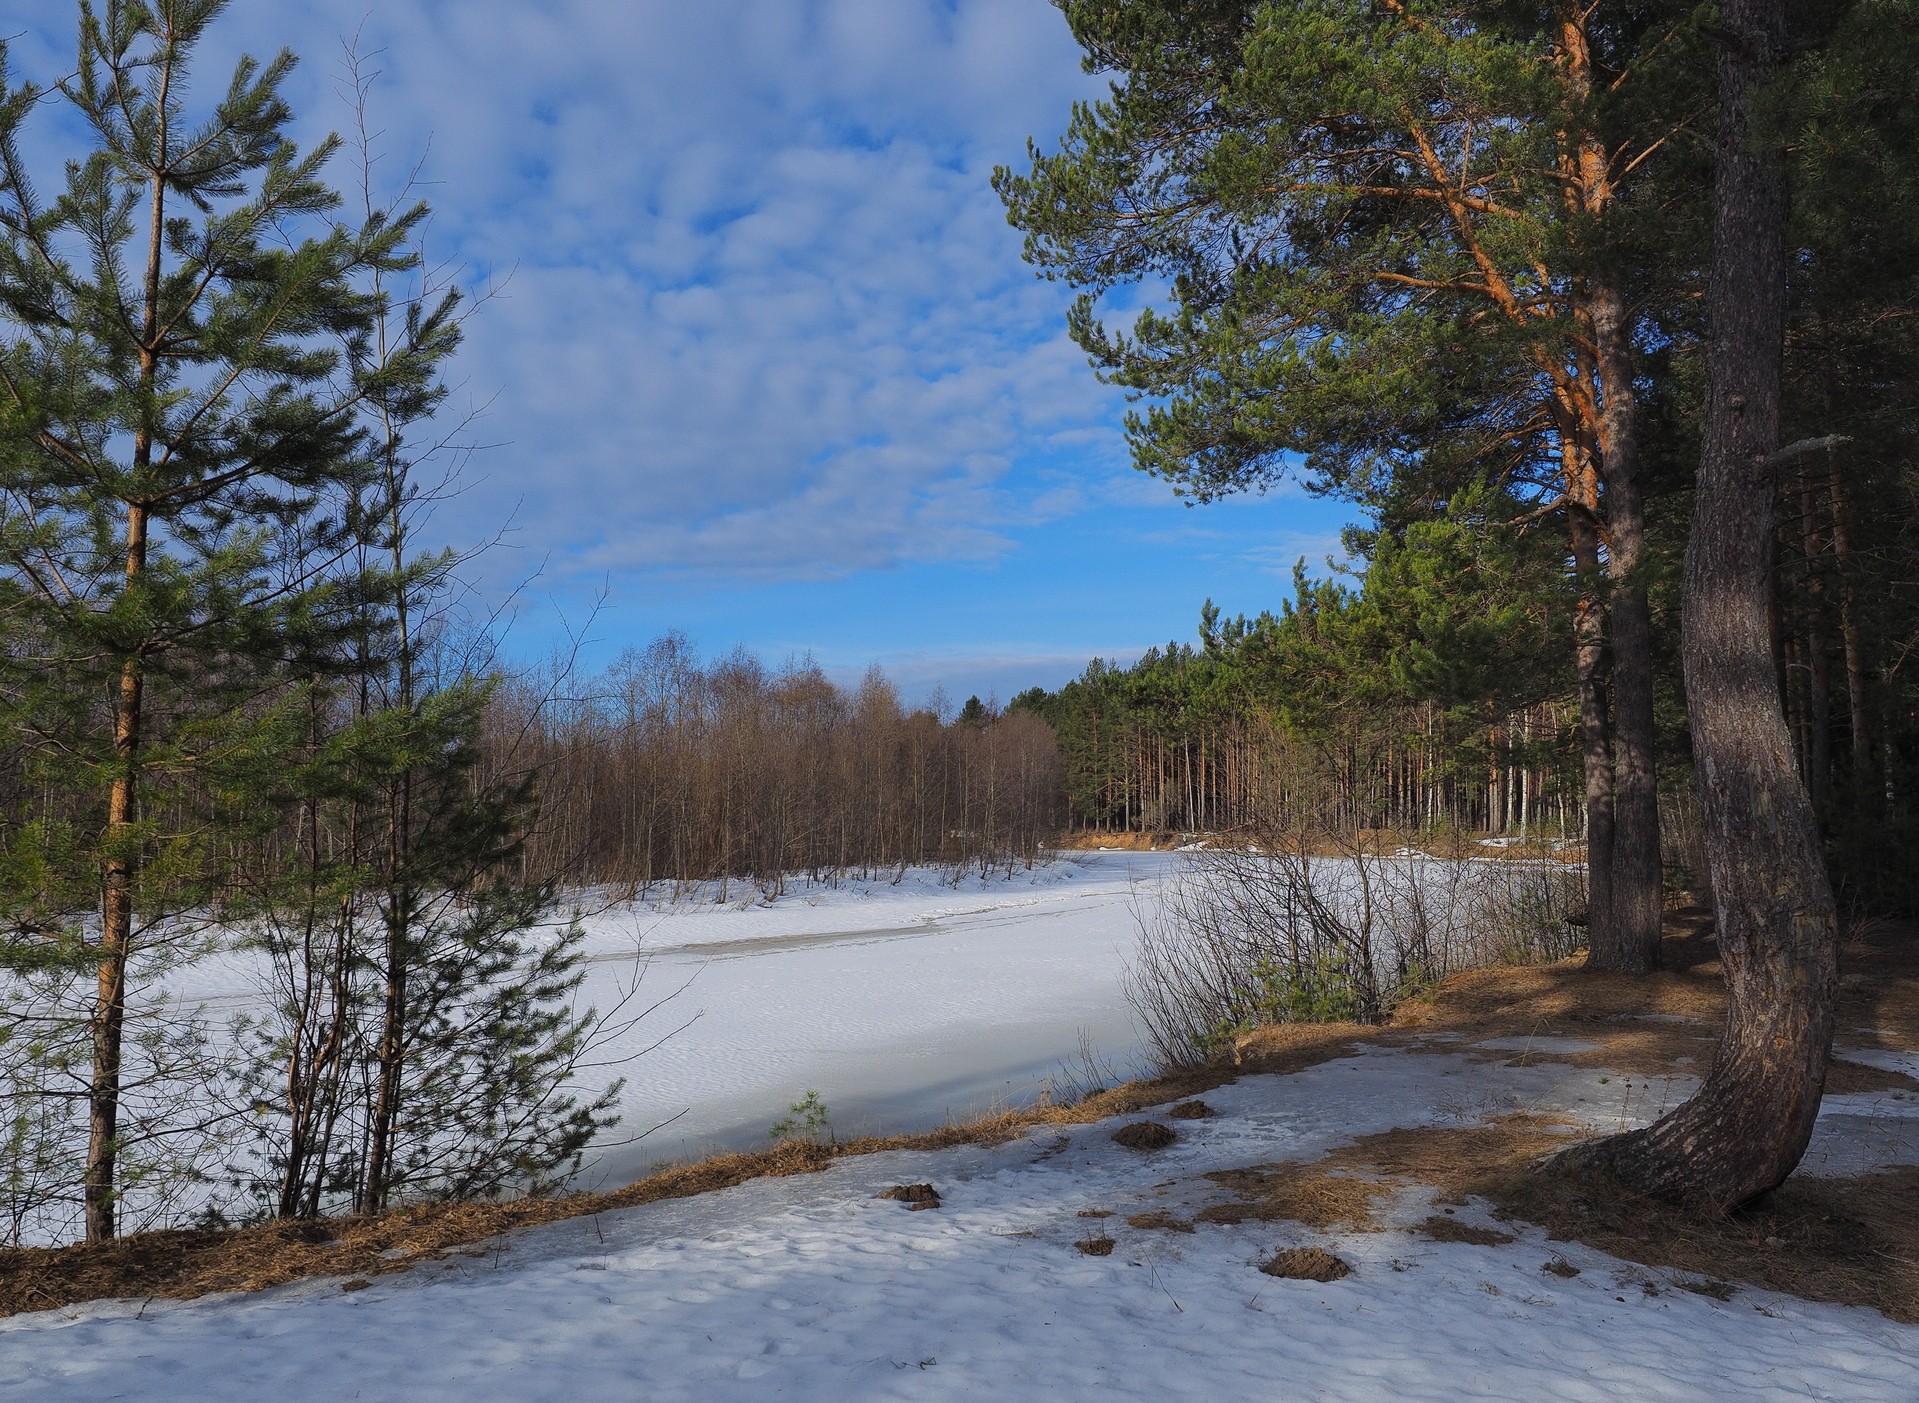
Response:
[563,850,1181,1183]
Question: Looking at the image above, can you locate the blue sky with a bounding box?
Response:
[5,0,1355,705]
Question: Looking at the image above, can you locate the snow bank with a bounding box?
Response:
[4,1045,1915,1402]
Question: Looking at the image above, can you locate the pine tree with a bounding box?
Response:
[996,0,1709,971]
[0,0,436,1240]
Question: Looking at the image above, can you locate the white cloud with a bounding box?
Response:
[14,1,1116,588]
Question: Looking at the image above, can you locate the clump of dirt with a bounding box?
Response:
[878,1184,941,1210]
[1075,1234,1116,1257]
[1165,1100,1216,1120]
[1259,1247,1350,1282]
[1126,1211,1195,1234]
[1112,1121,1178,1151]
[1541,1257,1580,1278]
[1416,1215,1515,1246]
[1075,1208,1112,1219]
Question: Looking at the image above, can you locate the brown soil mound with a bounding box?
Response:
[1075,1234,1117,1257]
[878,1184,941,1210]
[1111,1122,1178,1151]
[1165,1100,1216,1120]
[1260,1247,1350,1282]
[1416,1214,1515,1246]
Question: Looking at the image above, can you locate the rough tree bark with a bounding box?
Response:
[1556,15,1663,974]
[1553,0,1839,1208]
[1588,279,1664,974]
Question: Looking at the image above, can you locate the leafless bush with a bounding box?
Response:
[1126,830,1586,1068]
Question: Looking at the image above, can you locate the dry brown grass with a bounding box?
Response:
[1225,1019,1379,1075]
[1053,831,1180,852]
[1198,1162,1404,1233]
[1415,1215,1516,1246]
[1200,1110,1919,1319]
[1125,1210,1196,1234]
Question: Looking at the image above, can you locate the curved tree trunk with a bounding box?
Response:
[1553,0,1838,1209]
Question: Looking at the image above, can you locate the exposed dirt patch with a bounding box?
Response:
[1199,1162,1405,1233]
[1165,1100,1216,1120]
[1054,831,1179,852]
[1227,1021,1377,1076]
[1383,920,1728,1077]
[1491,1160,1919,1323]
[1209,1110,1919,1323]
[1540,1257,1580,1278]
[1259,1247,1350,1282]
[878,1184,941,1210]
[1075,1234,1117,1257]
[1416,1215,1515,1246]
[1111,1122,1178,1151]
[1824,1057,1919,1095]
[1125,1211,1195,1234]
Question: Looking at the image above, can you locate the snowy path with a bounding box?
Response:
[5,1047,1916,1402]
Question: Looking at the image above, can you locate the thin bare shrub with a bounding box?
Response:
[1126,829,1586,1067]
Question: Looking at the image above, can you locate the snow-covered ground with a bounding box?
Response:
[6,1040,1916,1401]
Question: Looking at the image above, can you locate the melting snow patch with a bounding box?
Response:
[1473,1035,1606,1055]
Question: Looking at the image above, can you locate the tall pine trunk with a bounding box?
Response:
[87,78,173,1238]
[1589,281,1664,973]
[1569,476,1617,960]
[1554,0,1839,1208]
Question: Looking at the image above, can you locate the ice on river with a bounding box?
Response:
[563,850,1176,1178]
[163,850,1184,1182]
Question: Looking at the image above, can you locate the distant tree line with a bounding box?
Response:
[1012,515,1593,843]
[486,636,1065,894]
